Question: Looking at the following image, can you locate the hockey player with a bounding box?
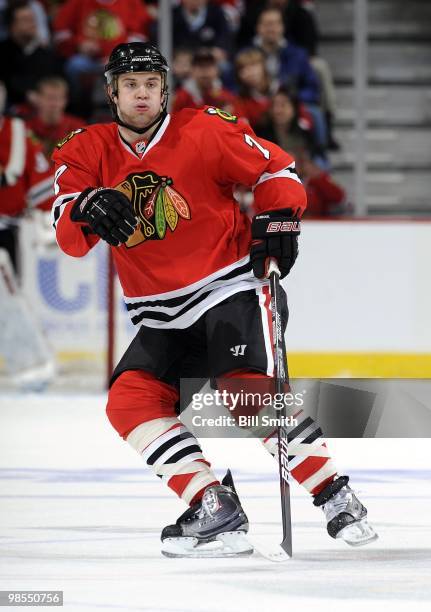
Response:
[0,81,56,390]
[52,42,377,557]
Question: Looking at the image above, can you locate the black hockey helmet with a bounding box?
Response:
[105,42,169,91]
[104,42,170,135]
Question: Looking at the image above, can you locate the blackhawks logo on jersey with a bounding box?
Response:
[204,107,238,123]
[56,128,86,149]
[115,172,191,248]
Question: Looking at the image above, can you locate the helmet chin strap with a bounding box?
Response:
[115,107,167,136]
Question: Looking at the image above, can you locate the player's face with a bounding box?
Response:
[114,73,164,130]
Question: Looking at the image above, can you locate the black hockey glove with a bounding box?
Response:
[250,208,300,279]
[70,187,137,247]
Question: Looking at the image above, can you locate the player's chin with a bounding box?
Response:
[129,112,157,128]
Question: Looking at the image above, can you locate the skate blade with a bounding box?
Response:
[161,531,254,558]
[337,518,379,547]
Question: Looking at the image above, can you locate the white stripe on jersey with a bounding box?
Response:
[51,191,80,229]
[131,279,267,329]
[256,285,274,377]
[124,255,269,330]
[253,162,302,191]
[128,271,253,318]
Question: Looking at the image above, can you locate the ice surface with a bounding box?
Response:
[1,393,431,612]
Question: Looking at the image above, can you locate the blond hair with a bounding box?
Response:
[235,49,270,96]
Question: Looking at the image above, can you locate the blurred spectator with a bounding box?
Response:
[237,0,318,54]
[296,152,348,217]
[172,47,193,90]
[236,0,266,48]
[172,48,238,115]
[268,0,340,149]
[234,48,272,130]
[3,0,52,46]
[252,7,328,150]
[43,0,66,22]
[173,0,233,62]
[25,77,83,159]
[0,0,7,41]
[53,0,153,117]
[253,7,318,103]
[0,0,62,108]
[214,0,244,33]
[29,0,51,46]
[253,84,346,216]
[256,85,325,165]
[270,0,318,56]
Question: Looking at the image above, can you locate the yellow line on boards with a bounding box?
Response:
[289,353,431,378]
[2,352,431,379]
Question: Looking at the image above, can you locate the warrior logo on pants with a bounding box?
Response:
[115,172,191,248]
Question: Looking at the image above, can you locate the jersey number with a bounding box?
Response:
[244,134,270,160]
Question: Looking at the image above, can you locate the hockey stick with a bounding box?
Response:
[268,259,293,558]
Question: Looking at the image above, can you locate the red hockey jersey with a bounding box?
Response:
[0,117,55,216]
[52,107,306,329]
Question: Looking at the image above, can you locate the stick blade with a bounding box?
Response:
[281,535,292,558]
[247,536,291,563]
[280,475,293,557]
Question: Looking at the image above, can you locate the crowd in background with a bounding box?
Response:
[0,0,350,226]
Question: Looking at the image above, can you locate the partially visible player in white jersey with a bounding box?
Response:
[52,42,377,557]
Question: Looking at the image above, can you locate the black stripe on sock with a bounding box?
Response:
[287,416,314,442]
[146,431,195,466]
[167,445,202,465]
[287,427,323,459]
[302,427,323,445]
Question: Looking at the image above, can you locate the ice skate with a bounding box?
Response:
[313,475,378,546]
[161,470,253,558]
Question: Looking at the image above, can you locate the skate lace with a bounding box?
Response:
[202,488,219,516]
[182,487,224,523]
[179,489,220,525]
